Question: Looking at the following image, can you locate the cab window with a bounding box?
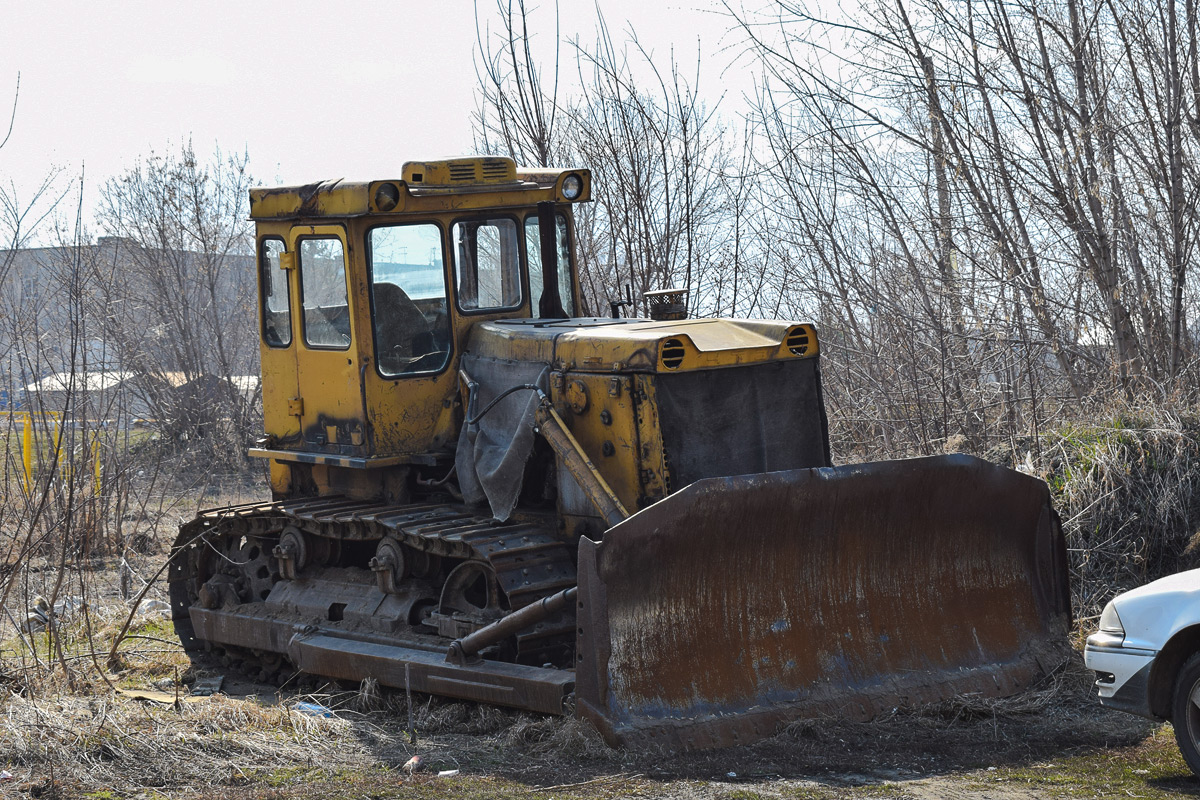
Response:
[526,213,576,317]
[453,218,521,311]
[369,223,452,375]
[299,237,351,349]
[260,238,291,346]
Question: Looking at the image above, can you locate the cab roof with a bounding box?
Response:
[249,157,591,221]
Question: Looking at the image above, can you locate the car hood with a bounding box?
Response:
[1120,569,1200,602]
[1113,568,1200,650]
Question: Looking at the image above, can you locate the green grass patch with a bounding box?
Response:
[970,726,1193,798]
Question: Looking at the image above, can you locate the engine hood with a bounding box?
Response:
[464,316,818,373]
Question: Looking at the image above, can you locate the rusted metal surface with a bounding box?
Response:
[189,608,573,714]
[575,454,1071,751]
[450,586,579,664]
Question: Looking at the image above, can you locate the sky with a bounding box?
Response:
[0,1,758,234]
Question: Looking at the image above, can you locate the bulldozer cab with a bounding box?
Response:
[247,158,589,496]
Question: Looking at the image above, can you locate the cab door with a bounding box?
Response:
[287,224,367,453]
[256,232,301,452]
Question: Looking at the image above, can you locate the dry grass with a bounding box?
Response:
[1037,404,1200,619]
[0,571,624,797]
[2,692,363,791]
[0,609,1165,798]
[0,659,1152,800]
[2,407,1198,796]
[0,602,384,795]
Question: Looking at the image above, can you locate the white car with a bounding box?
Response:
[1085,569,1200,774]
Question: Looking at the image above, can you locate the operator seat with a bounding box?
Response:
[373,282,433,372]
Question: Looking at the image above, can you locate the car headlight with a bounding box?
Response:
[1099,601,1125,637]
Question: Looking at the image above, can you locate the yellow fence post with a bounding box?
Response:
[52,414,64,482]
[9,411,97,492]
[21,412,32,490]
[92,429,102,490]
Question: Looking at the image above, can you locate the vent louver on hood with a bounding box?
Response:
[661,339,686,369]
[401,158,519,186]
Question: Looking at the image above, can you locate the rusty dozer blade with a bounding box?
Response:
[575,454,1071,751]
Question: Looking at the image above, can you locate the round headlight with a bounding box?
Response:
[561,173,583,200]
[374,182,400,212]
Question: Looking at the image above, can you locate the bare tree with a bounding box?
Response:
[473,0,564,167]
[94,142,258,463]
[719,0,1200,454]
[567,13,732,315]
[473,3,733,316]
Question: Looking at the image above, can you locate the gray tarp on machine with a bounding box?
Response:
[455,354,550,522]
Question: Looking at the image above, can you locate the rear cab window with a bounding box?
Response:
[260,237,291,346]
[526,212,576,317]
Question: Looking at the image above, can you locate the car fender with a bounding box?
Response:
[1108,570,1200,718]
[1147,624,1200,718]
[1112,570,1200,648]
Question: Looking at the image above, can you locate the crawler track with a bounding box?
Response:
[169,497,577,682]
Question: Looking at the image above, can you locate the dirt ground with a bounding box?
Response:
[194,681,1197,800]
[1,653,1196,800]
[0,548,1195,799]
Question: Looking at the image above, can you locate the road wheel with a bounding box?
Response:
[1172,652,1200,776]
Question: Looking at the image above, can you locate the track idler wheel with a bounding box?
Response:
[197,532,281,606]
[433,561,510,641]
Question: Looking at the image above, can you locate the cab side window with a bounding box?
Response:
[370,223,452,375]
[260,238,291,346]
[526,213,576,317]
[299,237,351,349]
[453,218,521,311]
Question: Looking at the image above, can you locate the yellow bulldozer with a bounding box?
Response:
[170,157,1071,750]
